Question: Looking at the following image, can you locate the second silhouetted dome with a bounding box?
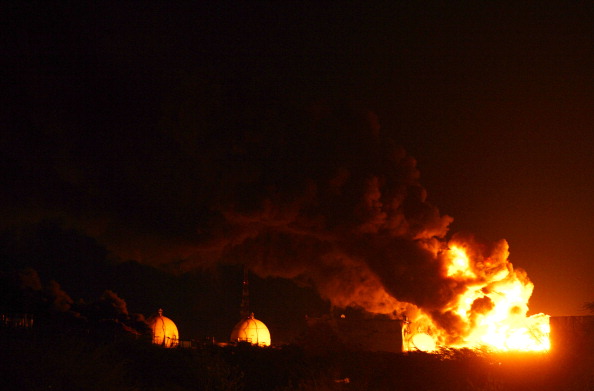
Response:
[230,313,271,347]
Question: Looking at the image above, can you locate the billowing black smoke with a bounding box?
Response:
[4,95,456,317]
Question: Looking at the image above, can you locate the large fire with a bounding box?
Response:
[404,237,550,352]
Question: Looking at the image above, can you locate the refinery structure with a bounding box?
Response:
[143,266,272,349]
[0,262,589,354]
[228,266,271,347]
[3,306,593,356]
[147,309,179,348]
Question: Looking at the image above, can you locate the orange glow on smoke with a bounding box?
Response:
[406,240,550,352]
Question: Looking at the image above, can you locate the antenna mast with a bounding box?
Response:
[240,265,250,319]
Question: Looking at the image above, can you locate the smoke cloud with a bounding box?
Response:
[2,4,559,347]
[4,96,462,321]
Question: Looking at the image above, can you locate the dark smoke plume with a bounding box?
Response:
[4,97,455,317]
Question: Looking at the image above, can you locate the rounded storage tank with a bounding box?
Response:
[230,313,271,347]
[147,309,179,348]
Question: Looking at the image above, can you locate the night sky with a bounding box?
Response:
[2,2,594,341]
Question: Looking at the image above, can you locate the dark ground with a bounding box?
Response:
[1,325,592,391]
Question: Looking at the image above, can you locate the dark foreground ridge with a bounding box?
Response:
[1,325,592,391]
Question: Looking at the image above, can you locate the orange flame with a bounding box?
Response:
[405,239,550,352]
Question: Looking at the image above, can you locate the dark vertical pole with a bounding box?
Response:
[240,265,250,319]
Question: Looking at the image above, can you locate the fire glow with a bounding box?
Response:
[406,237,550,352]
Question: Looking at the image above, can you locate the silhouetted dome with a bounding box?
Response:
[147,309,179,348]
[230,313,271,347]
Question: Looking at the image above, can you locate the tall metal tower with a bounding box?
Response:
[240,265,250,319]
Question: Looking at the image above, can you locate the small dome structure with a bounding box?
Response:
[147,309,179,348]
[230,313,271,347]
